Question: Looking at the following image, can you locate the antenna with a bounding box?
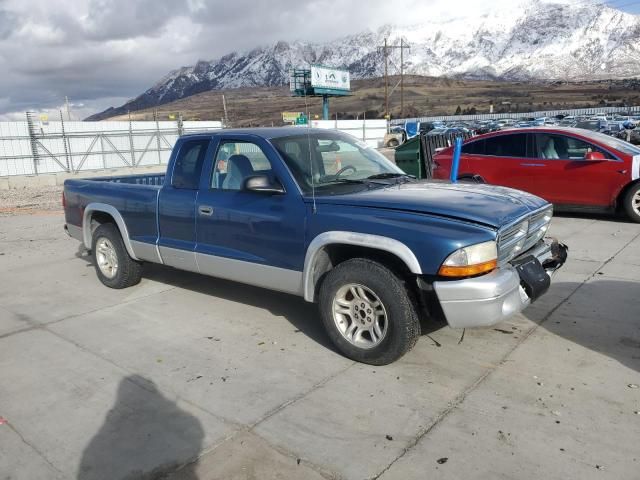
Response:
[303,84,316,214]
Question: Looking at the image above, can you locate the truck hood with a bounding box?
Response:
[314,181,549,229]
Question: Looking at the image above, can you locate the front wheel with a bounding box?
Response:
[91,223,143,289]
[318,258,421,365]
[623,183,640,223]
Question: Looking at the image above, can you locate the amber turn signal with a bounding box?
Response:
[438,259,498,278]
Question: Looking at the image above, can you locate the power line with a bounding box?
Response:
[377,38,410,119]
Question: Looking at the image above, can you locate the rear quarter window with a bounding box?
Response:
[171,139,210,189]
[483,134,527,157]
[462,139,485,155]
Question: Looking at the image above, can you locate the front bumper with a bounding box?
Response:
[432,237,567,329]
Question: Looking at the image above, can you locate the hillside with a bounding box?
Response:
[100,76,640,127]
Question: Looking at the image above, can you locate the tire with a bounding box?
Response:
[91,223,142,289]
[623,183,640,223]
[318,258,420,365]
[387,139,400,148]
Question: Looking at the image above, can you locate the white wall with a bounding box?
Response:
[309,119,388,148]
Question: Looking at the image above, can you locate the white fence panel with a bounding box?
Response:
[309,119,387,148]
[0,119,223,176]
[0,122,32,176]
[1,118,392,176]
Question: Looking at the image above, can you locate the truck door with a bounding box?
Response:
[195,135,306,294]
[157,138,211,272]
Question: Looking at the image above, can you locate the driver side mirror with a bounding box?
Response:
[584,151,606,161]
[243,175,285,194]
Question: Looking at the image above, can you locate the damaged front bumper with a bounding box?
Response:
[431,237,568,329]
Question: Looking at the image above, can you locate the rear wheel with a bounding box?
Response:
[91,223,142,289]
[387,138,400,148]
[623,183,640,223]
[318,258,420,365]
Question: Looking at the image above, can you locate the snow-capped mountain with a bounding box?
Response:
[89,0,640,120]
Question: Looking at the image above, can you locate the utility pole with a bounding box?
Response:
[400,38,405,117]
[222,95,229,126]
[64,96,72,121]
[377,38,410,119]
[384,38,388,119]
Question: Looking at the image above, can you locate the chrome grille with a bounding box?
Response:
[498,207,553,263]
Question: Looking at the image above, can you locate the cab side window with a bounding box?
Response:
[171,139,210,189]
[211,141,273,190]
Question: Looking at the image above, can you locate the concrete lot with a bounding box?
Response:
[0,212,639,480]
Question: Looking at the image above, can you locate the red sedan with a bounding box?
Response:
[433,127,640,222]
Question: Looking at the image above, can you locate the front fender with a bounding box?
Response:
[302,231,421,302]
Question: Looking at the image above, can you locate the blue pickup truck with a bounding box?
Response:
[63,127,567,365]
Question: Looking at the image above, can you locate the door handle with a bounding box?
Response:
[520,163,546,167]
[198,205,214,216]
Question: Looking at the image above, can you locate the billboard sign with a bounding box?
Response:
[282,111,303,123]
[310,65,350,92]
[282,112,308,125]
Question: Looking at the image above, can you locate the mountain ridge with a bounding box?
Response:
[88,0,640,121]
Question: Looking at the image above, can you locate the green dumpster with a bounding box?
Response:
[394,136,424,179]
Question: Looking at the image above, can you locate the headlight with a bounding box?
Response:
[438,240,498,278]
[511,220,529,255]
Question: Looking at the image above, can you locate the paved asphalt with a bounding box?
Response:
[0,211,638,479]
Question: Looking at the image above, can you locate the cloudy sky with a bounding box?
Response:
[0,0,637,120]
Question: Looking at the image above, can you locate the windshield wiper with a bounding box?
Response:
[366,172,415,183]
[320,178,387,188]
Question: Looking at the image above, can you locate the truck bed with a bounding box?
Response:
[90,173,166,186]
[64,173,165,245]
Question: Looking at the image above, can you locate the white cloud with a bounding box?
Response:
[0,0,618,117]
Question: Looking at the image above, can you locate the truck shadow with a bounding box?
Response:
[143,262,338,351]
[77,374,204,480]
[141,263,445,352]
[525,279,640,375]
[76,249,445,353]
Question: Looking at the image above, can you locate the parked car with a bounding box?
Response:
[601,122,625,136]
[496,118,516,127]
[616,127,640,146]
[383,126,407,147]
[432,127,640,222]
[559,118,577,127]
[427,127,470,136]
[63,128,567,365]
[404,121,443,139]
[575,119,607,132]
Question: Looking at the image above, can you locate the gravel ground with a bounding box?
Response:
[0,185,64,216]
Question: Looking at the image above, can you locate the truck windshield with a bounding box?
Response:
[271,131,406,195]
